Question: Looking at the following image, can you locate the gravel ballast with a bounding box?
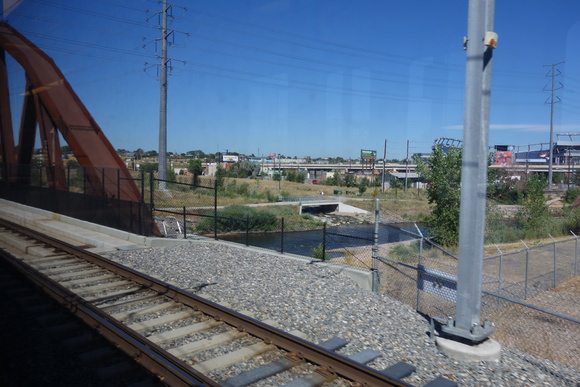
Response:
[106,241,580,386]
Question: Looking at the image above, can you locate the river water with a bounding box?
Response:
[220,222,423,258]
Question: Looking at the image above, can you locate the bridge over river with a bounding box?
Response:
[278,196,369,215]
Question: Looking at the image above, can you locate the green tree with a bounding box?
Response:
[573,169,580,186]
[66,159,80,168]
[226,161,259,178]
[487,167,523,204]
[389,177,403,196]
[187,150,207,159]
[286,169,305,183]
[358,177,369,195]
[553,172,566,184]
[415,145,462,246]
[326,170,343,186]
[517,173,551,238]
[166,167,177,184]
[344,173,357,187]
[188,159,204,186]
[139,162,158,173]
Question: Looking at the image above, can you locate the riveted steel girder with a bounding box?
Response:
[0,22,140,202]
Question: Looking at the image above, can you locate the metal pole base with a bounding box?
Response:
[441,317,494,343]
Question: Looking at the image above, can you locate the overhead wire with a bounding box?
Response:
[7,1,578,115]
[12,0,550,100]
[28,0,154,29]
[182,6,546,80]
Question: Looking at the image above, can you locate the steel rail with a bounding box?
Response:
[0,218,411,387]
[0,234,218,386]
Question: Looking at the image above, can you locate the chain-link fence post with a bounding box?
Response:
[245,213,250,246]
[322,221,327,261]
[549,234,557,288]
[521,240,529,299]
[372,199,379,293]
[149,171,154,209]
[415,223,424,310]
[494,244,504,311]
[183,206,187,239]
[280,217,285,254]
[140,170,145,202]
[213,179,218,240]
[572,231,579,275]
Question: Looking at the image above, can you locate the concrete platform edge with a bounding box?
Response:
[0,200,374,291]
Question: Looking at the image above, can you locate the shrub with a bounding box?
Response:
[517,174,550,238]
[564,187,580,204]
[196,204,278,233]
[485,204,509,244]
[312,243,329,260]
[237,182,250,197]
[264,189,277,202]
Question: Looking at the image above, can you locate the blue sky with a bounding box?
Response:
[4,0,580,160]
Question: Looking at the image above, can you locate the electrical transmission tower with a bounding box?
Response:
[544,61,564,186]
[145,0,187,190]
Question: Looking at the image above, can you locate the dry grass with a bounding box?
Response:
[163,174,432,219]
[488,275,580,369]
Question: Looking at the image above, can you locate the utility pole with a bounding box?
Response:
[158,0,169,190]
[443,0,496,344]
[146,1,186,190]
[544,61,564,187]
[404,140,409,192]
[381,139,387,192]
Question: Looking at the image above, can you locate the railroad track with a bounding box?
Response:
[0,218,455,387]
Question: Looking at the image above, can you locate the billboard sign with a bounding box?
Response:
[223,155,239,162]
[361,149,377,160]
[494,151,512,166]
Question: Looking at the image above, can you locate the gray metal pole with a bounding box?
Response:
[574,231,579,276]
[415,223,424,311]
[404,140,409,192]
[381,139,387,193]
[524,241,530,299]
[551,235,557,288]
[443,0,494,342]
[158,0,168,190]
[372,198,380,292]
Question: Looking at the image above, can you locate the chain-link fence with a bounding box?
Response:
[375,225,579,369]
[150,175,218,238]
[210,218,380,267]
[0,163,154,235]
[6,164,578,367]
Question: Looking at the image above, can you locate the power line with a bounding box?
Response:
[14,1,549,99]
[28,0,152,28]
[183,7,544,79]
[20,30,156,60]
